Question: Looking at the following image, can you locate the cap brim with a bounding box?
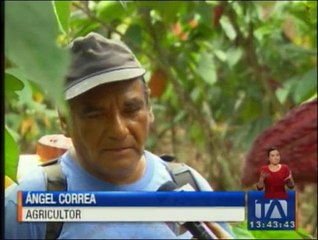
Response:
[65,68,146,100]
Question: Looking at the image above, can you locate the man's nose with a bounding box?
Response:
[105,112,129,140]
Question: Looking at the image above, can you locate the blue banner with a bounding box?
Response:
[21,191,245,207]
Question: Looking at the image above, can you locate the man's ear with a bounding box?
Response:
[146,88,155,123]
[58,110,70,137]
[148,106,155,123]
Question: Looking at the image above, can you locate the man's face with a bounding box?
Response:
[268,150,280,165]
[67,78,152,183]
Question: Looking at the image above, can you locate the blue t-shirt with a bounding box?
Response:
[5,150,232,239]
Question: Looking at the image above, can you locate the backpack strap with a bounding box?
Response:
[160,155,200,191]
[41,158,67,240]
[161,155,201,237]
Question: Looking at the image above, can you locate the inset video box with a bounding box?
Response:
[18,191,245,222]
[247,191,296,230]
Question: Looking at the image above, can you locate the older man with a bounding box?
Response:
[5,32,233,239]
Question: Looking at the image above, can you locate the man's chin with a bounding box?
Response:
[99,154,141,172]
[100,147,140,159]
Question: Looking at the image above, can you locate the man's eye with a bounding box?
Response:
[123,100,144,114]
[83,111,103,118]
[124,106,141,114]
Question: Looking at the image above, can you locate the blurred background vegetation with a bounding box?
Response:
[5,1,317,239]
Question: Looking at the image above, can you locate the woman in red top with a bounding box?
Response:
[256,147,295,198]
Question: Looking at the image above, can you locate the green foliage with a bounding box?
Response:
[125,24,143,47]
[96,1,134,22]
[5,73,24,101]
[5,1,70,110]
[5,127,19,182]
[197,52,217,86]
[5,1,70,179]
[231,221,313,239]
[292,67,317,104]
[52,1,71,34]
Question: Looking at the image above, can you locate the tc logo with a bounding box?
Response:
[255,199,288,219]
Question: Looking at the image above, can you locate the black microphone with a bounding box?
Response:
[157,181,215,240]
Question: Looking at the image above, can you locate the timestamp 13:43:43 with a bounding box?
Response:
[249,220,295,230]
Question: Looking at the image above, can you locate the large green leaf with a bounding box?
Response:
[5,72,24,101]
[52,1,71,34]
[5,126,19,182]
[5,1,70,109]
[220,16,237,41]
[197,52,217,85]
[293,67,317,104]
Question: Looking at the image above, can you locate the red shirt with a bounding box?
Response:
[259,164,290,199]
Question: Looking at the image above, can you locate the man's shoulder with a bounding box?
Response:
[144,151,212,191]
[144,150,171,171]
[5,167,47,239]
[6,167,46,203]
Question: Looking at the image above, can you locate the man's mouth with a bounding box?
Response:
[102,147,133,152]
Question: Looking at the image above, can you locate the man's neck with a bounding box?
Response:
[69,147,146,184]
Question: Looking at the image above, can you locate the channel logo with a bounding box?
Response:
[255,199,287,219]
[247,191,296,230]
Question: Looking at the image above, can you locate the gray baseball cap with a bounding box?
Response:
[64,32,146,100]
